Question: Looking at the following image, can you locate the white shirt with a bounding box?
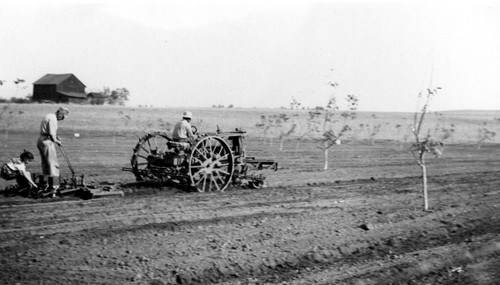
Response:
[6,158,26,172]
[172,119,194,140]
[39,113,58,140]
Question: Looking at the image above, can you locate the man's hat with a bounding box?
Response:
[57,107,70,116]
[182,111,192,119]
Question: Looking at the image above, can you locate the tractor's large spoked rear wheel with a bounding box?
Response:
[131,131,171,181]
[189,136,234,192]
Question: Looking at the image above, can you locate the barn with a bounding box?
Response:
[32,74,87,104]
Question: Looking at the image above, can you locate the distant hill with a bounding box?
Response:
[0,103,498,144]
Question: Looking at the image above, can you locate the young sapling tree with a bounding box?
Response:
[476,122,496,150]
[394,123,406,149]
[274,113,297,151]
[362,114,382,145]
[287,97,311,155]
[256,113,297,151]
[290,97,301,110]
[308,81,358,170]
[410,86,444,211]
[255,115,275,144]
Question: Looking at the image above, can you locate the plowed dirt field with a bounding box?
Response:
[1,132,499,285]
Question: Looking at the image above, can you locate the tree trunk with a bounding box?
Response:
[421,163,429,210]
[295,139,301,156]
[323,147,328,170]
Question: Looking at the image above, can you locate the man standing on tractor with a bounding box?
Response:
[37,107,70,195]
[172,111,197,144]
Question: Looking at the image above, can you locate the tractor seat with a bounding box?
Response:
[167,141,191,152]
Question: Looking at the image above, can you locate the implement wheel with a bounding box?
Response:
[131,131,171,181]
[188,136,234,192]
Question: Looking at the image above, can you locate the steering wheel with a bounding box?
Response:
[191,125,198,135]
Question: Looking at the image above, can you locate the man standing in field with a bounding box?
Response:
[172,111,197,144]
[37,107,70,195]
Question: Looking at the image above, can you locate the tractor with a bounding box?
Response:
[122,127,278,192]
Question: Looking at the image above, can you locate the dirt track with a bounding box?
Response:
[1,169,499,284]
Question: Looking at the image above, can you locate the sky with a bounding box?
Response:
[0,0,499,112]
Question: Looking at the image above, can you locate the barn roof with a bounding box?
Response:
[33,73,86,87]
[58,91,87,99]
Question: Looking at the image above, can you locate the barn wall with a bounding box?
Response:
[57,95,69,103]
[67,97,86,104]
[59,75,85,93]
[33,85,59,102]
[87,93,107,105]
[94,97,106,105]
